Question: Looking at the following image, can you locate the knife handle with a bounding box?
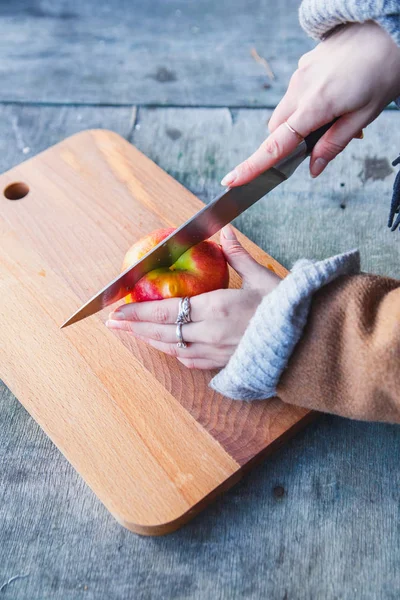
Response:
[304,120,337,154]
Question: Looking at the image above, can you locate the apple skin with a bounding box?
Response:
[122,228,229,302]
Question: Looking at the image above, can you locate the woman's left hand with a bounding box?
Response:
[106,226,280,370]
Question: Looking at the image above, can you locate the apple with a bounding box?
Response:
[122,227,229,302]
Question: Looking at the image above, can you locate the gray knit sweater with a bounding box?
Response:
[299,0,400,46]
[210,0,400,401]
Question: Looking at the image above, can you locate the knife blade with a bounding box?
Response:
[61,123,333,328]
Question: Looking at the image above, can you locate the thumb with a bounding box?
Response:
[221,226,279,289]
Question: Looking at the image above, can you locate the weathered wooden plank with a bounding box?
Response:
[0,104,136,171]
[0,0,312,106]
[1,105,400,599]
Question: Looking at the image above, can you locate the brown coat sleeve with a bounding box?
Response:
[277,273,400,423]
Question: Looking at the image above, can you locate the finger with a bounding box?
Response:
[136,336,225,361]
[132,335,231,366]
[285,102,335,139]
[221,226,265,279]
[109,297,199,324]
[220,121,303,187]
[178,357,228,370]
[221,226,280,289]
[268,91,296,133]
[110,287,259,325]
[309,111,368,177]
[268,60,313,133]
[106,318,235,345]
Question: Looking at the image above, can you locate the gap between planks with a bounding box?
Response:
[0,100,397,111]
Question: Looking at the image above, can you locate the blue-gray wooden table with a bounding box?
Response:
[1,2,400,599]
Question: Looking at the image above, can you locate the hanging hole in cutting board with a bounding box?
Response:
[3,182,30,200]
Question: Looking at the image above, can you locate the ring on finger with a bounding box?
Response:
[176,296,192,324]
[176,322,187,349]
[284,120,304,142]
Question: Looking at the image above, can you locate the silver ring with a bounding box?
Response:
[284,121,304,141]
[176,322,187,348]
[176,296,191,324]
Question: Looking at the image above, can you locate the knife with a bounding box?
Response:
[61,123,333,328]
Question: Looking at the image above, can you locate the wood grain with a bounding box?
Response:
[0,0,313,106]
[0,129,310,534]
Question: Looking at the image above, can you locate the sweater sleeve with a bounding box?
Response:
[210,250,360,400]
[299,0,400,46]
[277,272,400,423]
[211,253,400,424]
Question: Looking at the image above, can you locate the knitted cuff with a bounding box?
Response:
[210,250,360,401]
[299,0,400,46]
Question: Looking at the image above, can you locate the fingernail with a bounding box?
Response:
[109,309,124,320]
[221,225,237,240]
[310,157,327,178]
[106,319,123,329]
[221,170,237,186]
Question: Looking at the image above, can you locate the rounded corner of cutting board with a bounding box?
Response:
[114,510,196,537]
[111,469,244,537]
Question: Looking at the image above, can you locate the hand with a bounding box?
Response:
[106,226,280,370]
[221,22,400,185]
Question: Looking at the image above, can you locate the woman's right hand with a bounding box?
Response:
[221,21,400,186]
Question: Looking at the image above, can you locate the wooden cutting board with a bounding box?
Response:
[0,130,312,535]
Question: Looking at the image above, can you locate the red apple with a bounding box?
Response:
[122,228,229,303]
